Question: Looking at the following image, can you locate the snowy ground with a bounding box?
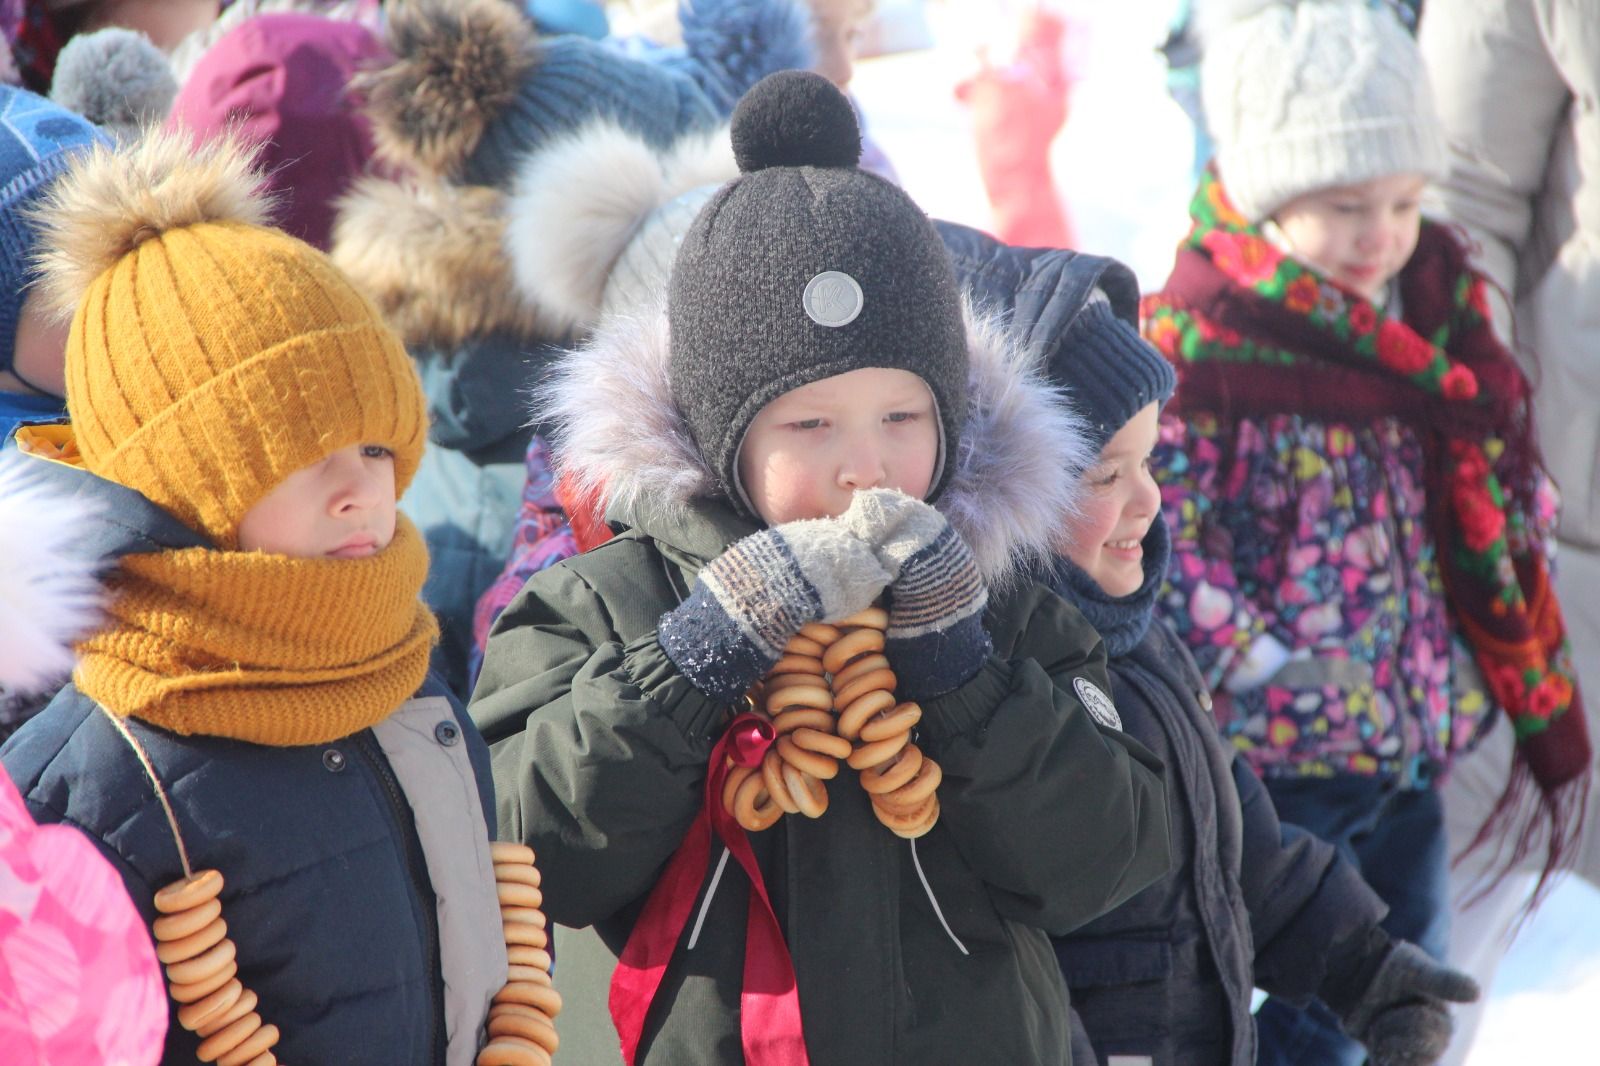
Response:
[852,3,1600,1062]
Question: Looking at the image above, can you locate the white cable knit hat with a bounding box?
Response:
[1200,0,1446,222]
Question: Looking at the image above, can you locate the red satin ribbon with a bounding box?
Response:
[610,712,811,1066]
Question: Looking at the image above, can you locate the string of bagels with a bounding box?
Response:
[722,607,943,838]
[104,710,563,1066]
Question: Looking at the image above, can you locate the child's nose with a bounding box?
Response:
[329,456,383,516]
[837,442,886,490]
[1357,217,1389,254]
[1133,471,1162,517]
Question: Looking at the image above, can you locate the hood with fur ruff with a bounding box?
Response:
[537,297,1089,589]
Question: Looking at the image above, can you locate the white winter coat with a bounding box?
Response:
[1420,0,1600,553]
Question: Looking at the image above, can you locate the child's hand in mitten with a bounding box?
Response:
[659,518,892,703]
[838,489,992,699]
[1337,941,1479,1066]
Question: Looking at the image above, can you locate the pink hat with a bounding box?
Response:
[167,13,390,251]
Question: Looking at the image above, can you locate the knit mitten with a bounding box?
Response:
[660,519,892,703]
[1333,940,1480,1066]
[838,489,992,700]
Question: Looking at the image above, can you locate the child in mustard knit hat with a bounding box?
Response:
[0,130,534,1064]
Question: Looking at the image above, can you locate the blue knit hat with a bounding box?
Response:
[938,221,1175,448]
[362,0,809,187]
[0,86,104,373]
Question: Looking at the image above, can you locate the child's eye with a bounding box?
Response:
[1090,468,1120,488]
[886,411,921,424]
[361,444,395,460]
[789,419,824,431]
[1333,203,1363,215]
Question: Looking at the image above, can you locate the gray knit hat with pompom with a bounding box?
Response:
[668,69,967,514]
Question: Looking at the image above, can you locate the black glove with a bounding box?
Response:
[1338,940,1480,1066]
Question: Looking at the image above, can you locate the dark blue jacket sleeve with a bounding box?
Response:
[1235,755,1389,1004]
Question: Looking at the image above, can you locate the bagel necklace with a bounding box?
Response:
[720,607,942,838]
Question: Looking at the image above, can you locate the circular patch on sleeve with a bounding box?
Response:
[802,270,864,327]
[1074,676,1122,731]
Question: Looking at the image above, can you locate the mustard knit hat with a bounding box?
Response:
[32,130,428,546]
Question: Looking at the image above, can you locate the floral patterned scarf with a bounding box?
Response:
[1144,170,1590,886]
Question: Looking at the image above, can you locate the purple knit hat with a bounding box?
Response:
[166,12,390,251]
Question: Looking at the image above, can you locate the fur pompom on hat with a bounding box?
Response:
[503,120,735,331]
[333,175,543,350]
[361,0,809,187]
[48,27,178,144]
[669,69,968,513]
[33,129,428,546]
[358,0,538,181]
[1200,0,1445,221]
[363,0,706,186]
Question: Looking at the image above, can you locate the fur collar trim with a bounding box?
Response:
[537,297,1088,588]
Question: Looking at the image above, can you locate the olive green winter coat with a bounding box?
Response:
[470,303,1171,1065]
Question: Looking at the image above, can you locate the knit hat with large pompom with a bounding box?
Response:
[668,69,968,515]
[33,129,427,546]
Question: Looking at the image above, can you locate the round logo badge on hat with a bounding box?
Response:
[1074,676,1122,731]
[803,270,864,327]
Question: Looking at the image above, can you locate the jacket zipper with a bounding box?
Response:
[354,731,448,1064]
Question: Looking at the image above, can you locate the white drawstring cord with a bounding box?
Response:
[911,838,969,956]
[687,846,731,950]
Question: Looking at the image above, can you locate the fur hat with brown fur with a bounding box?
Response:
[331,177,544,351]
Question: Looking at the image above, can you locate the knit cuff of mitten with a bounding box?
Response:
[659,523,892,704]
[884,522,992,700]
[659,532,822,704]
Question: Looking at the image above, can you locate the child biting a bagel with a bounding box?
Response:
[470,70,1171,1066]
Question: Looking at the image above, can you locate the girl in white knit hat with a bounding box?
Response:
[1143,2,1590,1064]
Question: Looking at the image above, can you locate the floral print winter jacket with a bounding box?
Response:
[1148,221,1559,785]
[1155,407,1535,783]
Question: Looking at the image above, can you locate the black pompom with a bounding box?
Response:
[730,70,861,173]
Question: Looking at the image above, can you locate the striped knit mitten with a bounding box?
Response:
[839,488,992,700]
[660,518,892,703]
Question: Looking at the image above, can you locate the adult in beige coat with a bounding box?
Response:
[1419,1,1600,1060]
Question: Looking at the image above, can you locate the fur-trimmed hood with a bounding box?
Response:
[537,298,1089,589]
[0,447,168,695]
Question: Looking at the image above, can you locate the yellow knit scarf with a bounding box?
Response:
[76,516,439,746]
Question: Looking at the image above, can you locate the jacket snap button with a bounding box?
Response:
[1198,690,1214,712]
[435,721,460,746]
[322,748,347,772]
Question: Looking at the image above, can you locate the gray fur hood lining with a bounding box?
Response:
[535,296,1089,589]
